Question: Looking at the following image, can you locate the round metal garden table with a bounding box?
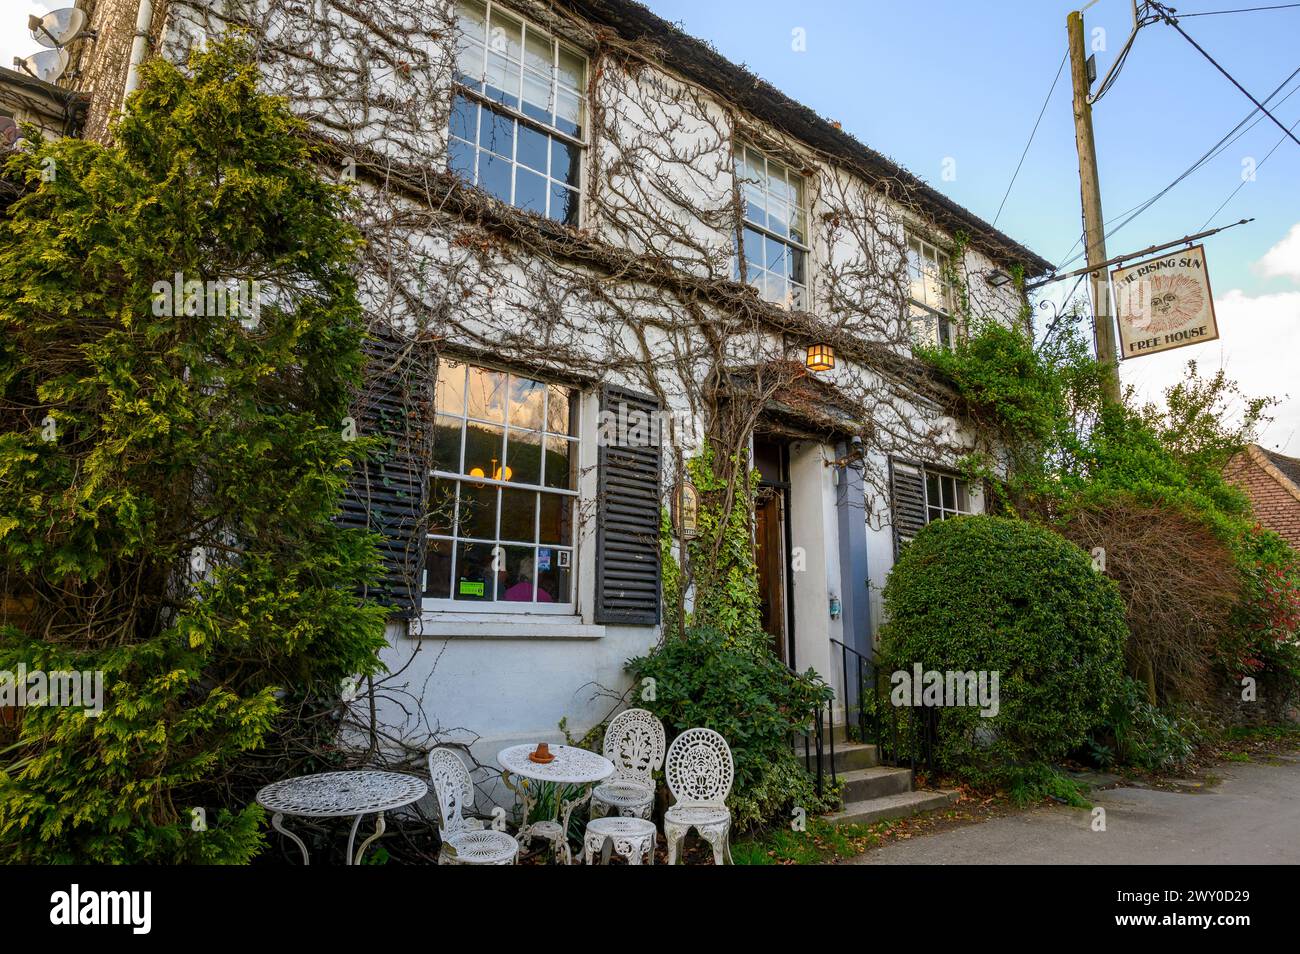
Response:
[497,744,614,864]
[256,770,428,866]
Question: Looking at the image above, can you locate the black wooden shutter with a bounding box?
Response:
[337,332,433,619]
[594,384,663,625]
[890,459,928,558]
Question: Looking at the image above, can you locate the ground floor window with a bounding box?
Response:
[425,357,580,611]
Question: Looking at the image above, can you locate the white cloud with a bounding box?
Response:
[1121,286,1300,457]
[1256,222,1300,284]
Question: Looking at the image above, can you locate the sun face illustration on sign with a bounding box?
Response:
[1132,272,1206,333]
[1111,245,1219,359]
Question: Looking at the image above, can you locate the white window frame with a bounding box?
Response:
[449,0,588,226]
[736,144,812,310]
[425,358,582,615]
[906,233,958,350]
[922,467,972,524]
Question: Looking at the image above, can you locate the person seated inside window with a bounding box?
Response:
[503,559,553,603]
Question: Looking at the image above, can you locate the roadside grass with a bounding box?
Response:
[732,787,1023,864]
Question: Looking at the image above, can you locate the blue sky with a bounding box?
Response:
[3,0,1297,449]
[644,0,1300,452]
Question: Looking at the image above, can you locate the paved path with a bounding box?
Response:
[853,754,1300,864]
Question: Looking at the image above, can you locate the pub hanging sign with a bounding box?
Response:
[1111,244,1219,359]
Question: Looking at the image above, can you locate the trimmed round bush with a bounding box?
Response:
[879,515,1127,780]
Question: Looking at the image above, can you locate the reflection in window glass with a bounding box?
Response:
[907,234,956,350]
[428,357,579,607]
[736,146,809,310]
[448,0,585,225]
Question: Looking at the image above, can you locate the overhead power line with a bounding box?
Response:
[1150,0,1300,148]
[1053,63,1300,270]
[1176,3,1300,16]
[992,47,1068,227]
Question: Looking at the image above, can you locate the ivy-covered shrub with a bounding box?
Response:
[627,627,835,829]
[879,515,1127,783]
[0,40,388,862]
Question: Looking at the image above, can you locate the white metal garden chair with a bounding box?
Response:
[427,747,518,865]
[663,727,734,865]
[590,708,665,820]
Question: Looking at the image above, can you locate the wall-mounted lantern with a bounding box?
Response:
[806,343,835,372]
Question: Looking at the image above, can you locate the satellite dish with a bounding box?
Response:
[28,8,94,48]
[13,48,70,84]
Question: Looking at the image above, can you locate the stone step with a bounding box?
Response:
[838,766,912,803]
[825,789,960,827]
[792,741,879,773]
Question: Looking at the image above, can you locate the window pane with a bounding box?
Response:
[941,476,955,510]
[516,123,549,174]
[557,46,584,92]
[766,235,789,276]
[448,138,476,182]
[767,199,790,238]
[546,384,574,434]
[790,247,806,285]
[544,435,575,489]
[466,367,506,421]
[450,94,478,142]
[499,487,537,543]
[508,375,546,428]
[432,415,464,473]
[925,474,939,508]
[498,545,537,601]
[505,428,543,485]
[479,107,514,157]
[515,166,547,215]
[457,482,498,539]
[742,227,764,267]
[478,152,512,202]
[428,477,456,536]
[463,421,504,478]
[435,359,467,414]
[555,89,581,138]
[487,7,523,60]
[456,0,487,83]
[425,537,453,599]
[536,547,571,603]
[521,71,553,125]
[539,493,572,545]
[928,506,942,524]
[453,540,495,600]
[551,139,579,186]
[549,183,578,225]
[524,29,552,74]
[485,52,520,108]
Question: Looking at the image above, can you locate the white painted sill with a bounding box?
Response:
[411,614,606,640]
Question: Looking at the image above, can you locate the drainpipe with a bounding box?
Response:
[122,0,154,106]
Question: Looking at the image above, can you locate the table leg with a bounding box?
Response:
[556,784,595,866]
[272,812,311,866]
[347,812,386,866]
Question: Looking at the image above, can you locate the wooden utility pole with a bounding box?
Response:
[1067,9,1123,404]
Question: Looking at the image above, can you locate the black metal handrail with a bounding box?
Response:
[791,697,834,796]
[830,638,938,778]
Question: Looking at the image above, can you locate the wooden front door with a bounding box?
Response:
[754,486,788,664]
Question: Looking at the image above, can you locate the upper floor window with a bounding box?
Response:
[906,234,957,349]
[736,146,809,310]
[427,358,580,611]
[449,0,585,226]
